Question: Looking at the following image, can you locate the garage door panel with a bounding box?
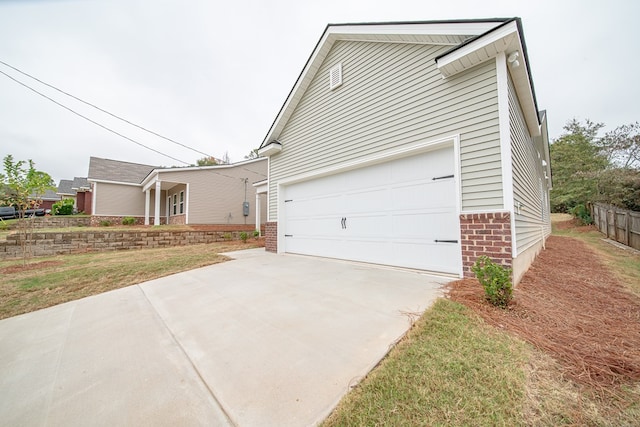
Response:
[286,216,342,237]
[283,146,461,274]
[391,211,457,239]
[390,241,460,274]
[344,188,389,214]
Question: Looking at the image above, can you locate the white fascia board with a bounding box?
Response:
[142,176,160,193]
[330,21,500,37]
[436,21,518,74]
[258,141,283,157]
[88,179,142,187]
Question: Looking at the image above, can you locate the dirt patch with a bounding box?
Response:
[1,260,64,274]
[447,235,640,389]
[553,218,595,232]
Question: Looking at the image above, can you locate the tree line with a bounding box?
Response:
[550,119,640,214]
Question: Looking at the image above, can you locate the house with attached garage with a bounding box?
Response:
[257,18,551,285]
[87,156,268,230]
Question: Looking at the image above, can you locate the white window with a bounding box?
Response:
[329,63,342,90]
[172,194,177,215]
[179,191,184,214]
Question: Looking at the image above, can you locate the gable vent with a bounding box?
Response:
[329,63,342,90]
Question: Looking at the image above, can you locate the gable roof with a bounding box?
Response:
[88,157,158,185]
[260,18,542,147]
[40,189,61,201]
[57,179,75,195]
[71,177,90,191]
[435,17,541,135]
[260,19,514,148]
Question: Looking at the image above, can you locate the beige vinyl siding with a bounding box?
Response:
[158,161,267,225]
[94,182,145,216]
[268,40,502,219]
[509,74,547,254]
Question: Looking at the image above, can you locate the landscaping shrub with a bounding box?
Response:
[239,231,248,243]
[99,220,112,227]
[52,198,74,215]
[223,232,232,241]
[569,204,593,225]
[253,230,260,239]
[471,256,513,308]
[122,217,136,226]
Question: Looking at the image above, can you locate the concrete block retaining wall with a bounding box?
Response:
[0,229,260,260]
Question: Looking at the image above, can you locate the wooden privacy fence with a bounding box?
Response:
[591,203,640,250]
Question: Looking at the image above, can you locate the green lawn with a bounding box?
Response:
[0,241,260,319]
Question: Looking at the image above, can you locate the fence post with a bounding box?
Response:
[626,211,631,246]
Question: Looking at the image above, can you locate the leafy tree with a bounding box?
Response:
[196,156,219,166]
[0,155,55,263]
[599,122,640,169]
[244,148,260,160]
[550,119,609,212]
[595,168,640,211]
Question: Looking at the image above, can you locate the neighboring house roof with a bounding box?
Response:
[260,18,541,148]
[40,189,61,201]
[71,177,90,191]
[140,157,268,191]
[57,179,76,196]
[88,157,158,184]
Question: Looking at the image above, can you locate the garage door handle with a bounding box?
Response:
[435,239,458,243]
[432,174,454,180]
[341,217,347,229]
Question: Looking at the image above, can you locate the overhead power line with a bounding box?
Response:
[0,69,189,165]
[0,59,215,159]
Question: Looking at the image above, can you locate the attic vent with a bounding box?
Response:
[329,63,342,90]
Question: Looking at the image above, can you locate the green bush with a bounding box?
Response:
[52,198,74,215]
[99,220,112,227]
[253,230,260,239]
[122,217,136,226]
[239,231,248,243]
[471,256,513,308]
[569,204,593,225]
[223,232,232,241]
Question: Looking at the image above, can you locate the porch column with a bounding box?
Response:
[255,192,261,236]
[144,189,150,225]
[154,181,161,225]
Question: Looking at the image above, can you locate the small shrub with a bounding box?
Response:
[122,217,136,226]
[569,204,593,225]
[253,230,260,239]
[99,220,112,227]
[52,198,74,215]
[240,231,248,243]
[223,232,232,241]
[0,220,8,230]
[471,255,513,308]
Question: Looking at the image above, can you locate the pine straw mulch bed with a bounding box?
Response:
[446,234,640,390]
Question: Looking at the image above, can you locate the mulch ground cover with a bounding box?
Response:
[447,232,640,389]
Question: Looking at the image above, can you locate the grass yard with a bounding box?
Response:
[0,241,261,319]
[324,216,640,426]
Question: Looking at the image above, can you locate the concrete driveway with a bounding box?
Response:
[0,249,449,426]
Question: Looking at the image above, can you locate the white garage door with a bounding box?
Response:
[283,146,461,274]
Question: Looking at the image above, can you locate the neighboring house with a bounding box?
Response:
[87,156,268,228]
[38,189,61,211]
[257,18,551,285]
[57,177,91,213]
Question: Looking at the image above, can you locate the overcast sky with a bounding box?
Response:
[1,0,638,184]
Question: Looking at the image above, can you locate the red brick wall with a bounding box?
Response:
[265,222,277,252]
[460,212,512,278]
